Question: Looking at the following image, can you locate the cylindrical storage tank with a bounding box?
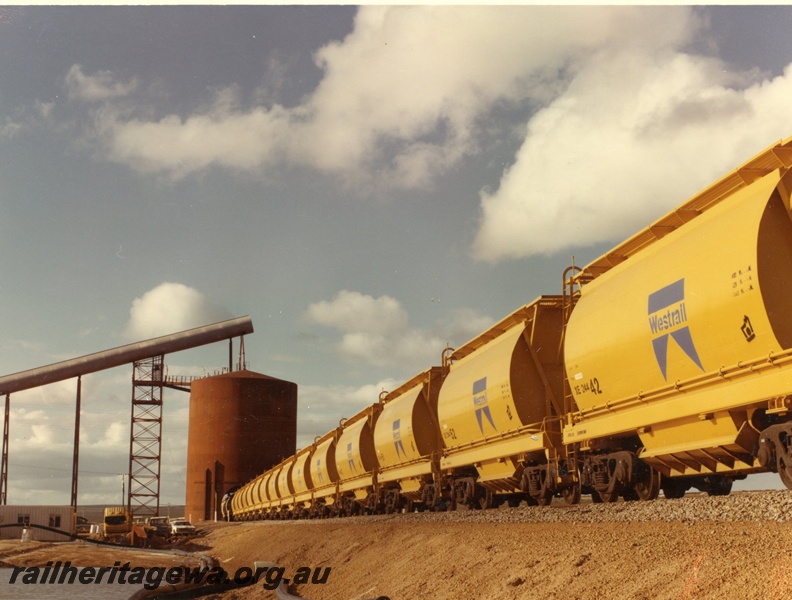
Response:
[185,369,297,522]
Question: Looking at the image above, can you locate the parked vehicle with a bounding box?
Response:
[103,506,132,536]
[145,516,171,537]
[170,518,195,536]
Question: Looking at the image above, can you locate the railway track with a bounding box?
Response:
[225,489,792,527]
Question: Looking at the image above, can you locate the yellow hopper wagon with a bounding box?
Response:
[564,136,792,499]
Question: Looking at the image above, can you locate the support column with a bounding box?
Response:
[71,376,81,509]
[0,394,8,505]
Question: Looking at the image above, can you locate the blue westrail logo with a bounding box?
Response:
[473,377,496,434]
[648,279,703,379]
[347,442,356,473]
[392,419,406,459]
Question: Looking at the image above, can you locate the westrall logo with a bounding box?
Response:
[473,377,496,434]
[346,442,357,473]
[648,279,703,379]
[392,419,406,459]
[316,458,324,484]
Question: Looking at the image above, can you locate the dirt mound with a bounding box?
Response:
[3,492,791,599]
[194,495,792,599]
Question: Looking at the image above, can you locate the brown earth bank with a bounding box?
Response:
[195,519,791,600]
[2,491,792,599]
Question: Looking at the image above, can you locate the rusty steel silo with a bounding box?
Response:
[185,369,297,522]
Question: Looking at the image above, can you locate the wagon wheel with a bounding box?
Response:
[479,490,497,510]
[622,488,640,502]
[561,481,581,505]
[781,456,792,490]
[633,467,661,501]
[661,478,687,499]
[596,488,619,503]
[706,477,733,497]
[536,493,553,506]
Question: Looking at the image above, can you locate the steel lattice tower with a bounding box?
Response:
[127,355,165,517]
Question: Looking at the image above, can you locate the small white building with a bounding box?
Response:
[0,505,76,542]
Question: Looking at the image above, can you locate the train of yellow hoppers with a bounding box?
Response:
[224,135,792,520]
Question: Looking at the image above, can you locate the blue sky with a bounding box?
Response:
[3,5,792,505]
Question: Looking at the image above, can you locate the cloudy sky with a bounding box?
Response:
[2,5,792,507]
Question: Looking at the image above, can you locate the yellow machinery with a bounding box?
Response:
[103,506,132,536]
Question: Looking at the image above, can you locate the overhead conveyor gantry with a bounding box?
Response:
[0,316,254,515]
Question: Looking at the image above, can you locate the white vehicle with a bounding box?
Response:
[170,518,195,536]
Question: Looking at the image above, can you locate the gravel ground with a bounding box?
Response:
[225,489,792,526]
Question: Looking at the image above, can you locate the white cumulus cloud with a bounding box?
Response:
[124,282,231,340]
[306,290,407,336]
[305,290,492,370]
[66,6,694,190]
[66,64,138,102]
[58,7,792,260]
[471,19,792,262]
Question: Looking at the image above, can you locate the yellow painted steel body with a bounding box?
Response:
[291,448,313,495]
[260,472,273,502]
[277,458,296,505]
[335,413,378,495]
[231,485,243,516]
[437,297,565,489]
[249,477,261,506]
[253,470,273,511]
[374,368,443,485]
[236,478,256,517]
[564,142,792,477]
[242,485,254,513]
[249,476,266,513]
[287,448,314,508]
[310,436,339,502]
[268,464,283,505]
